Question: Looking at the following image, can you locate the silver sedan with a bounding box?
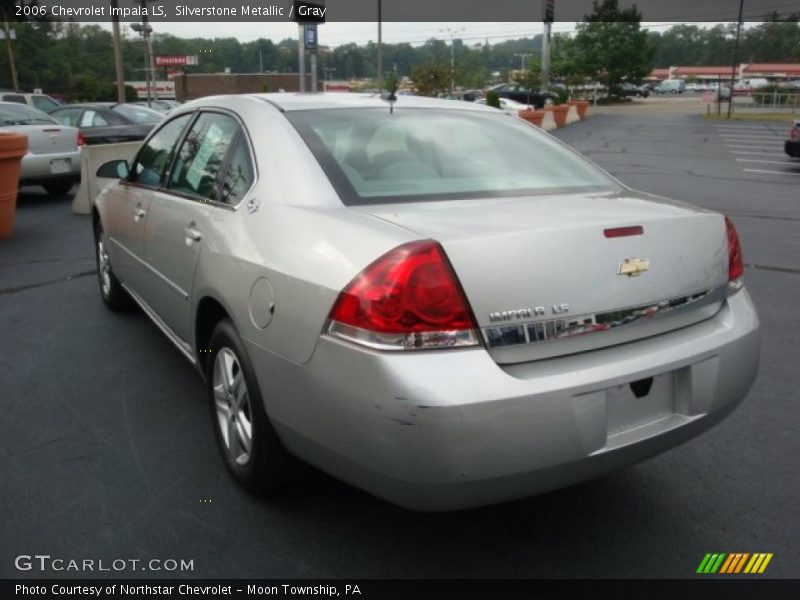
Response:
[92,94,760,510]
[0,101,82,195]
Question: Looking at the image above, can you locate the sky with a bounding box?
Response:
[100,21,737,47]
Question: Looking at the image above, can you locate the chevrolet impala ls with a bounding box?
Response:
[92,94,760,510]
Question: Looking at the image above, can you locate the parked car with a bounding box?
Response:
[0,91,62,112]
[476,96,533,114]
[786,119,800,158]
[618,83,650,98]
[48,103,162,145]
[134,99,178,112]
[717,86,732,101]
[488,83,557,109]
[0,101,82,195]
[92,94,760,511]
[654,80,687,94]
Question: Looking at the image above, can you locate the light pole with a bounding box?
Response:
[110,0,125,103]
[440,27,465,94]
[131,22,154,106]
[727,0,745,119]
[0,14,18,90]
[377,0,382,81]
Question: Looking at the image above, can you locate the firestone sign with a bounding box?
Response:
[155,55,198,67]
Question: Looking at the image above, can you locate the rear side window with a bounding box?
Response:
[1,94,26,104]
[131,113,193,187]
[287,108,617,205]
[168,112,239,202]
[220,138,255,205]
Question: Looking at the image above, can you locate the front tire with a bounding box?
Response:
[207,319,304,493]
[94,222,131,311]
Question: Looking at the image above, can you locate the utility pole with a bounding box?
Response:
[727,0,745,119]
[110,0,125,103]
[377,0,382,81]
[514,53,534,74]
[1,14,18,90]
[541,0,555,90]
[298,24,306,92]
[440,27,465,94]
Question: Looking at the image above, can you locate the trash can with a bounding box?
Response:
[0,132,28,239]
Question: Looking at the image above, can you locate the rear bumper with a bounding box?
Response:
[20,149,82,183]
[785,140,800,158]
[248,288,760,511]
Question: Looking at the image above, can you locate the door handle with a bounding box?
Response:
[184,227,203,242]
[133,207,146,221]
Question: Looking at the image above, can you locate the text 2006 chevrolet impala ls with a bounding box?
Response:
[92,94,760,510]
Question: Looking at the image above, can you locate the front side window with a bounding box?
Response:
[131,113,193,188]
[287,108,618,205]
[51,108,81,126]
[168,112,239,202]
[32,95,59,112]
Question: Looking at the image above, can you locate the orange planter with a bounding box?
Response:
[544,104,570,127]
[518,109,545,127]
[568,99,590,119]
[0,132,28,239]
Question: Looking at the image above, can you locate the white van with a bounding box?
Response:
[654,79,686,94]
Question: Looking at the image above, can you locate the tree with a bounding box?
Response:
[574,0,653,92]
[411,60,450,96]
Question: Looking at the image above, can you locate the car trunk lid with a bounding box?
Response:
[354,190,728,364]
[13,124,79,155]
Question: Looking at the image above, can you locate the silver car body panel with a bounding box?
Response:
[94,93,761,510]
[6,122,82,182]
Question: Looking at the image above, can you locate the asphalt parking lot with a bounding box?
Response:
[1,108,798,579]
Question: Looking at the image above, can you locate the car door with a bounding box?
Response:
[139,111,242,343]
[104,113,193,293]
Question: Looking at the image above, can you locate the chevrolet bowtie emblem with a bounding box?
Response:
[618,257,650,277]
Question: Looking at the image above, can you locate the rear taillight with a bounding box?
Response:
[790,126,800,142]
[725,216,744,285]
[77,131,86,149]
[327,240,480,350]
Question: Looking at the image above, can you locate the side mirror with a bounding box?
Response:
[96,159,129,179]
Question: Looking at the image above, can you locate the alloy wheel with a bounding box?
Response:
[213,347,253,466]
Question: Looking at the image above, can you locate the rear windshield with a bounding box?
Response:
[113,104,163,125]
[0,102,57,126]
[286,107,618,205]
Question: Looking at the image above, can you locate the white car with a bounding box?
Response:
[0,101,82,195]
[0,91,61,112]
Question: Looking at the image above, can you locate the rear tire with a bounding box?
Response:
[207,319,305,494]
[94,222,132,311]
[44,179,74,196]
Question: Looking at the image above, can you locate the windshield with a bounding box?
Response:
[0,102,58,126]
[113,104,163,124]
[287,108,618,205]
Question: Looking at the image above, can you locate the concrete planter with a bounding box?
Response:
[0,132,28,239]
[568,100,590,119]
[518,109,545,127]
[544,104,570,127]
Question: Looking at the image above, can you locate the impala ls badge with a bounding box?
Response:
[618,257,650,277]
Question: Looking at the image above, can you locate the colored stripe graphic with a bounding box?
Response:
[700,552,773,574]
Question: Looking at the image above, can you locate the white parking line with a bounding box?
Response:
[713,124,779,129]
[736,158,793,165]
[743,169,800,176]
[731,151,788,156]
[721,136,784,141]
[725,144,783,149]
